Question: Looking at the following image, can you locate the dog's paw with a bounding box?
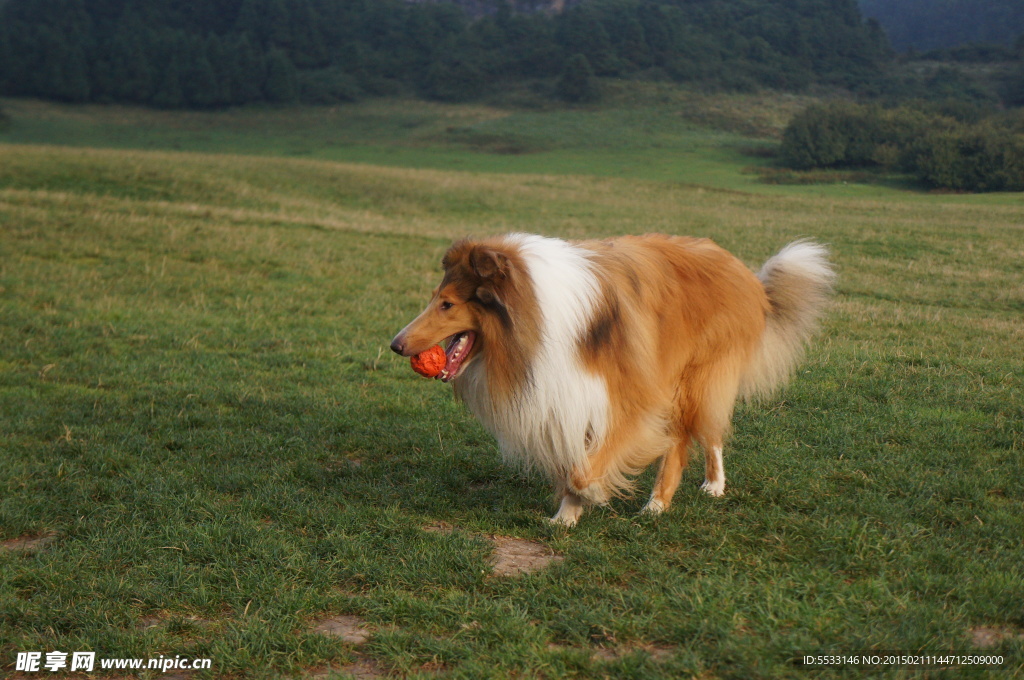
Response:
[550,493,584,527]
[700,479,725,497]
[639,498,667,516]
[549,513,579,527]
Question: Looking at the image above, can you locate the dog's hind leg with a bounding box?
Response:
[693,359,744,498]
[699,442,726,497]
[641,433,691,515]
[693,392,734,498]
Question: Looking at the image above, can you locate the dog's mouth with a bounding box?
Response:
[438,331,476,382]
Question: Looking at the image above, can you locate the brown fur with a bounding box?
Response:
[568,235,770,505]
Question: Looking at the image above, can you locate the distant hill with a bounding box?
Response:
[405,0,584,15]
[859,0,1024,52]
[0,0,891,109]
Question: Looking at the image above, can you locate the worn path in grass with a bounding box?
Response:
[1,96,1023,679]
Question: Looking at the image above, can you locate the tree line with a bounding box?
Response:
[0,0,893,108]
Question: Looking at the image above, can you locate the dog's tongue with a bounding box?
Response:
[439,331,475,382]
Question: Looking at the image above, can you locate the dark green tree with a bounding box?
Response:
[0,22,10,92]
[287,0,328,68]
[0,0,897,108]
[239,0,292,49]
[603,5,650,69]
[183,44,220,108]
[556,53,598,103]
[557,10,618,76]
[636,4,675,66]
[107,16,155,103]
[264,48,298,103]
[423,50,485,102]
[225,35,267,104]
[205,35,234,106]
[152,35,187,108]
[33,27,90,102]
[62,43,92,102]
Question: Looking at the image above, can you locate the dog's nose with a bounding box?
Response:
[390,335,406,355]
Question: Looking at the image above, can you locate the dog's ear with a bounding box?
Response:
[475,285,503,308]
[470,248,509,279]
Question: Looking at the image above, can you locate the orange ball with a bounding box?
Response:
[410,345,446,378]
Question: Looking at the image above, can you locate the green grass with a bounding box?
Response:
[0,87,837,193]
[1,92,1023,679]
[7,89,1024,205]
[0,91,769,190]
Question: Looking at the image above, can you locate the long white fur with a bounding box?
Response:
[455,233,611,480]
[739,239,836,401]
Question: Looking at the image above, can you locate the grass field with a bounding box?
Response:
[1,93,1023,679]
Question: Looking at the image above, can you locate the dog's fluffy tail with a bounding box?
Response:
[739,240,836,401]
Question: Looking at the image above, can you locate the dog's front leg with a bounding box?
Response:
[550,490,585,527]
[567,463,611,506]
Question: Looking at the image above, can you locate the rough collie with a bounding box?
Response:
[391,233,834,526]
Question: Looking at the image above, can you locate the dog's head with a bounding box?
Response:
[390,239,522,382]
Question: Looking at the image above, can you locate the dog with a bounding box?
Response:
[390,233,834,526]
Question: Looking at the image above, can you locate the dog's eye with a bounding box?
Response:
[439,301,454,311]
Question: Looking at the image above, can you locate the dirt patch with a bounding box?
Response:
[971,625,1024,648]
[421,523,563,576]
[326,457,363,472]
[488,535,563,577]
[311,615,372,645]
[547,642,675,662]
[137,615,163,630]
[1,533,56,553]
[636,644,674,660]
[135,612,214,632]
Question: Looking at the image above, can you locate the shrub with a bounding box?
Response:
[912,125,1024,192]
[779,102,888,169]
[1002,64,1024,107]
[779,101,1023,192]
[779,104,848,169]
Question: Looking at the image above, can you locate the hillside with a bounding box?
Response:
[0,89,811,189]
[405,0,584,15]
[0,0,891,108]
[859,0,1024,52]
